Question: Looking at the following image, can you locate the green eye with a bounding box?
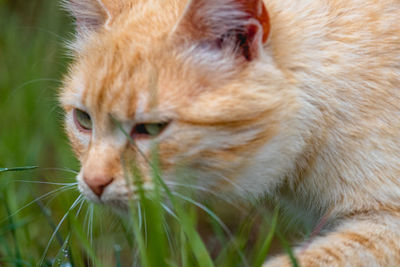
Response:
[145,123,165,136]
[73,109,92,132]
[131,122,169,138]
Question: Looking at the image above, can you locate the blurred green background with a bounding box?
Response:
[0,0,76,168]
[0,0,85,265]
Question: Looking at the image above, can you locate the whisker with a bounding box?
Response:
[165,181,244,211]
[13,180,78,186]
[39,195,84,266]
[171,192,231,235]
[36,200,64,247]
[171,191,250,267]
[17,26,69,42]
[46,185,79,207]
[9,78,61,96]
[213,172,244,194]
[37,167,79,175]
[0,185,76,224]
[75,197,86,218]
[165,181,215,195]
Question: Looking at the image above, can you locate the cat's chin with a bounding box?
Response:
[102,199,131,214]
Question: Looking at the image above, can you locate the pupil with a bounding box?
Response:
[76,109,91,130]
[130,122,169,138]
[82,113,90,124]
[135,124,149,135]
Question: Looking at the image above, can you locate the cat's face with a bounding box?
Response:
[61,0,299,209]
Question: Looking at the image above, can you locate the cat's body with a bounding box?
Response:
[61,0,400,265]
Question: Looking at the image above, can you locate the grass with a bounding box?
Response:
[0,0,307,266]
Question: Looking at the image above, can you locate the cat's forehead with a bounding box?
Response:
[62,1,192,119]
[64,40,208,124]
[69,53,166,120]
[61,0,248,122]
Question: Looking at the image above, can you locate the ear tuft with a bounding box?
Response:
[177,0,270,61]
[62,0,111,32]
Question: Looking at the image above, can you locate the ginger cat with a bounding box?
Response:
[61,0,400,266]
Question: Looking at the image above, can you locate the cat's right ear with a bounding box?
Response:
[63,0,120,32]
[174,0,270,61]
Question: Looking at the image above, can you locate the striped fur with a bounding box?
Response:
[60,0,400,265]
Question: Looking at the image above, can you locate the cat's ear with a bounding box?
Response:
[176,0,270,61]
[63,0,121,32]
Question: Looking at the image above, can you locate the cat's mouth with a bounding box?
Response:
[77,173,157,210]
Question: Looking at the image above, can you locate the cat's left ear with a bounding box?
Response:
[63,0,122,32]
[175,0,270,61]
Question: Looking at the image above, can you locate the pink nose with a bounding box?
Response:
[83,175,114,197]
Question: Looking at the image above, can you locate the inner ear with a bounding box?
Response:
[176,0,270,61]
[64,0,121,32]
[217,21,263,61]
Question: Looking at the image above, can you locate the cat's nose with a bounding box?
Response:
[83,175,114,197]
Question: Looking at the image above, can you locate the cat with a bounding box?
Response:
[60,0,400,266]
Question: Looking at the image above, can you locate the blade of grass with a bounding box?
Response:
[150,145,214,267]
[0,166,38,173]
[3,191,23,267]
[116,120,215,267]
[69,215,102,267]
[0,258,32,267]
[51,234,71,267]
[114,244,122,267]
[126,164,149,267]
[253,207,279,267]
[276,230,300,267]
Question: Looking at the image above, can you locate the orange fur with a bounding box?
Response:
[60,0,400,265]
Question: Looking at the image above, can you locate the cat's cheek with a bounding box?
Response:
[67,132,89,160]
[65,114,91,156]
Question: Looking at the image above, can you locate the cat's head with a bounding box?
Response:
[61,0,301,209]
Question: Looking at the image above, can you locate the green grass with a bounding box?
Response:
[0,1,305,266]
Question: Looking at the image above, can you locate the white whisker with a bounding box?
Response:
[170,191,250,267]
[39,195,84,266]
[165,181,243,211]
[8,78,61,98]
[18,26,68,42]
[171,192,231,235]
[213,172,244,193]
[165,181,215,194]
[37,167,79,175]
[14,180,78,186]
[75,197,86,218]
[0,185,76,224]
[46,185,79,207]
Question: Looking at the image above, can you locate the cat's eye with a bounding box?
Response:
[73,109,92,132]
[131,122,169,139]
